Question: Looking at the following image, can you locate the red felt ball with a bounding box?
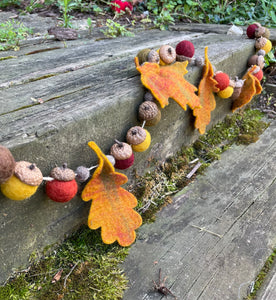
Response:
[46,179,78,203]
[175,40,195,58]
[114,153,134,170]
[214,72,230,91]
[111,0,133,13]
[253,69,263,81]
[246,24,258,39]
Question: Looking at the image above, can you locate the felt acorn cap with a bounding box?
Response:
[126,126,147,145]
[159,45,176,64]
[14,161,43,186]
[50,163,75,181]
[139,101,159,121]
[110,141,133,160]
[0,145,16,184]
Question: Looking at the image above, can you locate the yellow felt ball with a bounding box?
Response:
[132,130,151,152]
[262,39,272,54]
[217,86,234,99]
[1,175,38,200]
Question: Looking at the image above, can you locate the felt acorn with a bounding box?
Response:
[231,78,245,100]
[1,161,43,200]
[255,26,270,39]
[126,126,151,152]
[138,101,161,126]
[247,54,265,69]
[0,145,16,184]
[250,65,263,81]
[255,37,272,54]
[175,40,195,62]
[137,49,160,64]
[217,80,234,99]
[46,163,78,202]
[110,141,134,170]
[214,71,230,91]
[158,45,176,65]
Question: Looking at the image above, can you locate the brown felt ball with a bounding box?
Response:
[0,145,15,184]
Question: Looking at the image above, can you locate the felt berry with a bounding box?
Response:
[175,40,195,62]
[231,78,245,100]
[194,56,204,67]
[158,45,176,65]
[46,164,78,202]
[217,86,234,99]
[111,0,133,13]
[247,54,265,69]
[214,71,230,91]
[1,161,43,200]
[75,166,90,182]
[250,65,263,81]
[110,141,134,170]
[246,23,259,39]
[139,101,161,126]
[0,145,15,184]
[126,126,151,152]
[144,90,155,102]
[255,37,272,54]
[106,155,116,166]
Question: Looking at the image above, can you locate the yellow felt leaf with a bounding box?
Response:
[135,57,200,111]
[232,66,262,112]
[193,47,220,134]
[81,141,142,247]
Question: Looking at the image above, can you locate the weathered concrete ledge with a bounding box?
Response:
[0,23,271,283]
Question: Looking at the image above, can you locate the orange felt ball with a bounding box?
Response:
[214,72,230,91]
[46,179,78,202]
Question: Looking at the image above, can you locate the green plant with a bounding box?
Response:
[0,0,21,8]
[101,19,135,38]
[0,20,32,51]
[87,17,93,35]
[57,0,74,28]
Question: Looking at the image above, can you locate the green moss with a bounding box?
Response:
[0,227,128,300]
[246,249,276,299]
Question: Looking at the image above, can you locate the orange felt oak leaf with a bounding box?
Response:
[232,66,262,112]
[134,56,200,111]
[193,47,220,134]
[81,141,142,247]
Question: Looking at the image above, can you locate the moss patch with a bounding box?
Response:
[246,249,276,299]
[0,228,128,300]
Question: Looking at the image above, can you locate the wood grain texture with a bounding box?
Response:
[123,120,276,300]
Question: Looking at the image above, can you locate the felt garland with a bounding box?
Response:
[0,23,272,246]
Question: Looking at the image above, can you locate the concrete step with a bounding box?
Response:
[123,119,276,300]
[0,22,274,284]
